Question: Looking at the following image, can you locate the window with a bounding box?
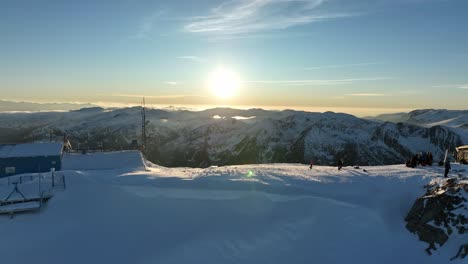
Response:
[5,167,15,174]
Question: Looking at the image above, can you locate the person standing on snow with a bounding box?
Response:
[427,152,433,166]
[337,158,343,171]
[444,160,451,178]
[309,160,314,169]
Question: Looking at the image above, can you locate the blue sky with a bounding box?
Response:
[1,0,467,113]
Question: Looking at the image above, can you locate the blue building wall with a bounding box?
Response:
[0,156,62,178]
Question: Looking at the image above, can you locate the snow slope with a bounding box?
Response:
[0,151,466,264]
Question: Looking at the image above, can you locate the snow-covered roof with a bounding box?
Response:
[456,145,468,151]
[0,143,63,158]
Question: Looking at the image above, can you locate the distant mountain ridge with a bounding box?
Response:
[366,109,468,130]
[0,100,97,112]
[0,107,466,167]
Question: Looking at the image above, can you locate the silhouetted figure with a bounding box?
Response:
[427,152,433,166]
[337,158,343,171]
[309,160,314,169]
[416,153,422,166]
[410,155,418,168]
[444,161,451,178]
[420,152,427,166]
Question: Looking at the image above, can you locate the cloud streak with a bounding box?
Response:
[432,83,468,90]
[176,56,206,63]
[304,61,383,70]
[184,0,355,34]
[131,10,166,39]
[110,94,206,99]
[244,77,390,86]
[346,93,388,97]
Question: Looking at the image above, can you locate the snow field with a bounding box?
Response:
[0,151,466,264]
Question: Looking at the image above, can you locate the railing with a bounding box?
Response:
[1,172,66,191]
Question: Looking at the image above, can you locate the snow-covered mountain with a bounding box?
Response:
[367,109,468,130]
[0,107,466,167]
[0,100,97,112]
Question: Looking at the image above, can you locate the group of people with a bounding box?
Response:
[404,151,453,178]
[309,158,344,170]
[308,151,453,177]
[405,152,434,168]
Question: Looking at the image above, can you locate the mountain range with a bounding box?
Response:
[0,100,97,112]
[365,109,468,130]
[0,107,466,167]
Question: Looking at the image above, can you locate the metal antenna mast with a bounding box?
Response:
[141,97,147,153]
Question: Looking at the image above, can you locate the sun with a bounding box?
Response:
[208,67,241,99]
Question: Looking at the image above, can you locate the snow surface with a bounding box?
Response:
[0,142,63,158]
[0,151,466,264]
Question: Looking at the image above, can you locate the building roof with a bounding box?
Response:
[0,143,63,158]
[456,145,468,151]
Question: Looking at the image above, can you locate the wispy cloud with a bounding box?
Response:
[432,83,468,89]
[331,96,346,100]
[165,81,178,86]
[397,90,421,95]
[131,10,166,39]
[304,61,383,70]
[110,94,206,99]
[184,0,355,34]
[345,93,388,97]
[176,56,206,63]
[245,77,390,86]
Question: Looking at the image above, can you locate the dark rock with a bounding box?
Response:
[405,178,467,256]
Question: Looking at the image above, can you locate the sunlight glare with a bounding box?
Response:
[208,67,241,99]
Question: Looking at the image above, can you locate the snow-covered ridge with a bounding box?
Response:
[0,100,97,112]
[368,109,468,130]
[0,107,466,167]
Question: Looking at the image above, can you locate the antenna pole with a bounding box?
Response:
[141,97,147,153]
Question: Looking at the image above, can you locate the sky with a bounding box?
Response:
[1,0,467,114]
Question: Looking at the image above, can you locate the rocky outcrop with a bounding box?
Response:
[405,177,468,257]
